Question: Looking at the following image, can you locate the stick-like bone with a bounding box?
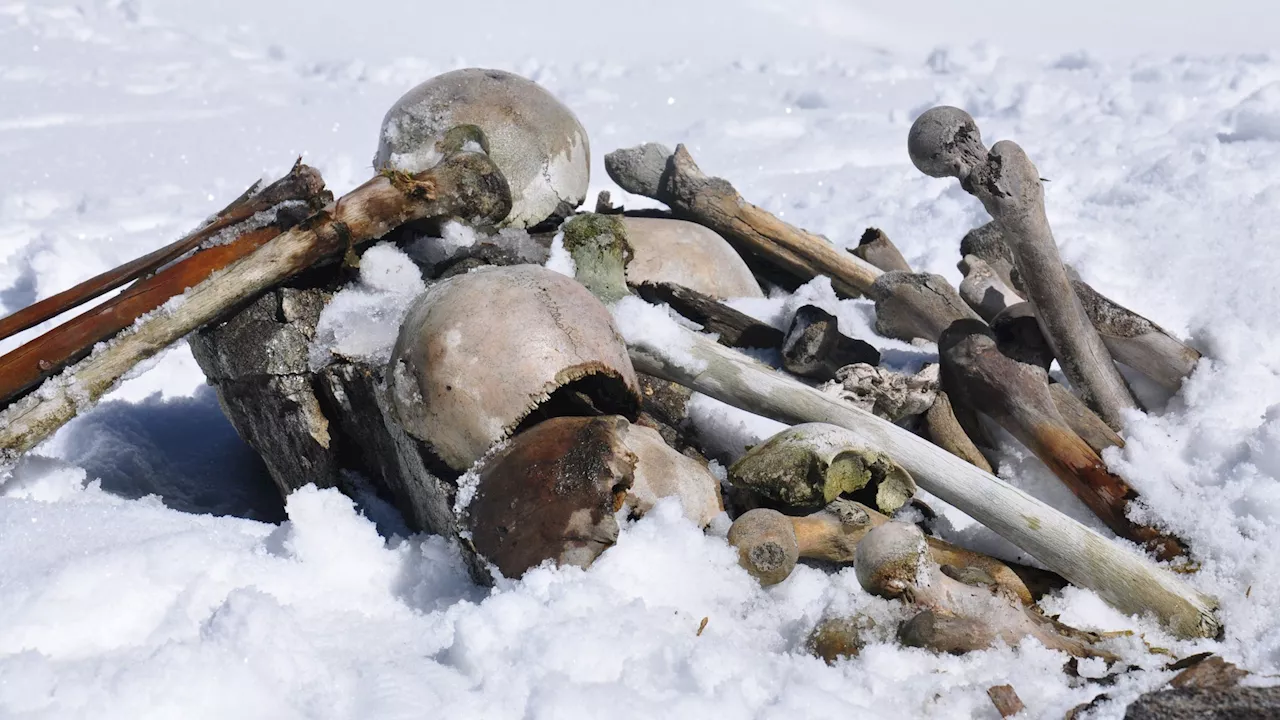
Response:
[0,164,329,407]
[605,143,882,297]
[0,162,324,344]
[856,521,1118,659]
[909,106,1139,428]
[852,228,912,273]
[728,423,917,514]
[0,151,511,459]
[634,281,784,350]
[727,499,1059,605]
[939,319,1184,560]
[572,212,1219,638]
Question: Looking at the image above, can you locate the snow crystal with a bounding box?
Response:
[309,242,426,369]
[1220,82,1280,143]
[543,230,576,277]
[408,219,480,269]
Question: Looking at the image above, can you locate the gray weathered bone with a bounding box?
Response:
[821,363,939,423]
[566,189,1220,639]
[910,106,1139,428]
[855,521,1117,659]
[923,391,995,473]
[852,228,913,273]
[959,254,1024,322]
[781,305,880,381]
[868,270,981,343]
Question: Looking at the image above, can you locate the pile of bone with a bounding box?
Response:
[194,68,1249,701]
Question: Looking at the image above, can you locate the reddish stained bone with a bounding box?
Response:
[939,319,1185,561]
[0,164,329,407]
[0,162,324,344]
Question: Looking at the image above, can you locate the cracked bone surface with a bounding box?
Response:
[375,68,589,228]
[855,521,1118,659]
[939,319,1185,561]
[461,414,722,579]
[782,305,881,382]
[728,423,917,514]
[726,499,1055,604]
[909,106,1139,428]
[387,264,640,471]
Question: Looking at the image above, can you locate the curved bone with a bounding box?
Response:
[868,270,981,343]
[852,228,913,273]
[729,423,917,513]
[856,522,1118,659]
[959,254,1024,322]
[939,319,1184,560]
[781,305,880,381]
[961,221,1018,291]
[728,500,1053,604]
[619,421,723,527]
[910,107,1139,428]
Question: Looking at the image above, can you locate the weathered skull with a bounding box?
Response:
[375,68,590,228]
[388,264,639,470]
[620,216,763,299]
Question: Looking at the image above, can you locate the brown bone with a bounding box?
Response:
[939,319,1184,560]
[727,500,1062,604]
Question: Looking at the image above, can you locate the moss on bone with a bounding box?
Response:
[562,212,633,303]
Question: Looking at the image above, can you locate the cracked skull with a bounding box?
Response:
[387,264,640,471]
[374,68,590,229]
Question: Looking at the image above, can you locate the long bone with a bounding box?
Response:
[565,211,1219,639]
[909,107,1139,428]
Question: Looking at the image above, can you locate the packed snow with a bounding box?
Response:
[4,1,1280,718]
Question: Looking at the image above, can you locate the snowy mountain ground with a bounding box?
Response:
[4,2,1280,718]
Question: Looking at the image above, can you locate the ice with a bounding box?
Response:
[309,242,426,369]
[543,230,576,277]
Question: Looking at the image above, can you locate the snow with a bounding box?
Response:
[543,230,576,277]
[308,242,425,369]
[5,1,1280,718]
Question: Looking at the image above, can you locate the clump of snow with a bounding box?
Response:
[309,242,426,369]
[543,230,576,277]
[609,295,707,373]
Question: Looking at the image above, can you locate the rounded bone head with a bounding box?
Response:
[727,508,800,586]
[853,521,930,599]
[388,264,640,470]
[375,68,590,228]
[620,422,724,527]
[620,217,763,299]
[907,106,987,179]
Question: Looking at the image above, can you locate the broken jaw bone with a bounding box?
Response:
[387,264,640,471]
[909,106,1139,429]
[855,521,1118,660]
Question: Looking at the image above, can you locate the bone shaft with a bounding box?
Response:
[626,328,1218,638]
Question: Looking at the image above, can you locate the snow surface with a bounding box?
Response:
[5,1,1280,718]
